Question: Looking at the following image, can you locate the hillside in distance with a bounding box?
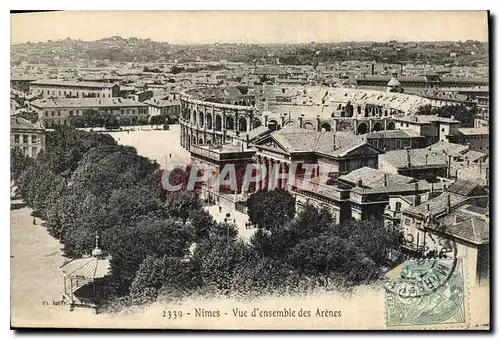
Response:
[11,36,489,66]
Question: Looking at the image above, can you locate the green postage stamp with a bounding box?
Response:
[385,259,466,327]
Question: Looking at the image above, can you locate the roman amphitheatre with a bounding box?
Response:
[179,82,434,149]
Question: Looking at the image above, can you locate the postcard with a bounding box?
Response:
[10,10,490,330]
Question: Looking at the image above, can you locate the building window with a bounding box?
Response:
[51,111,55,117]
[395,202,402,211]
[441,128,445,132]
[44,111,48,117]
[23,135,28,144]
[406,123,409,127]
[404,218,411,225]
[69,111,73,116]
[14,134,19,143]
[58,111,61,116]
[32,135,37,144]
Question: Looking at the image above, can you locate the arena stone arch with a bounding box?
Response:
[206,112,213,129]
[303,121,315,130]
[357,122,368,134]
[215,115,222,131]
[226,116,234,130]
[198,111,204,128]
[239,117,247,132]
[268,119,278,131]
[372,122,383,132]
[320,122,332,132]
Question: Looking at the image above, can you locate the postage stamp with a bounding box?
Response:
[385,258,466,327]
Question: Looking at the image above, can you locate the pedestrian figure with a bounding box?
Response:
[169,153,172,158]
[233,218,236,224]
[32,217,36,225]
[219,206,222,213]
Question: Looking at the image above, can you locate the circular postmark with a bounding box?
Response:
[385,232,458,299]
[385,233,466,326]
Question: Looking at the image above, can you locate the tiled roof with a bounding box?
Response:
[338,167,415,188]
[265,128,376,158]
[380,148,448,169]
[350,180,445,195]
[394,114,460,125]
[315,131,373,157]
[403,192,468,217]
[457,127,489,135]
[11,116,44,131]
[31,79,116,88]
[446,179,484,197]
[427,141,470,156]
[243,125,271,142]
[364,129,421,139]
[30,98,147,108]
[272,128,322,153]
[431,206,489,245]
[144,96,180,107]
[463,150,488,162]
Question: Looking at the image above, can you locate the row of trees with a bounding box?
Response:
[415,104,477,128]
[12,126,402,311]
[69,110,168,129]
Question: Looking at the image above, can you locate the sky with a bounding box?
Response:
[10,11,489,45]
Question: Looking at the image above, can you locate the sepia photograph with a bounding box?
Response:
[9,10,490,330]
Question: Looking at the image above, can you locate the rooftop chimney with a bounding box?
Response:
[425,154,429,165]
[384,173,388,187]
[406,149,411,167]
[447,155,452,178]
[427,203,430,212]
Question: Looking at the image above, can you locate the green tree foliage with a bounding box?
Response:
[415,104,477,128]
[150,114,169,126]
[163,191,202,223]
[107,216,194,294]
[247,189,296,230]
[231,256,300,296]
[191,237,250,293]
[68,144,159,198]
[129,256,168,303]
[16,163,65,217]
[188,209,215,240]
[10,149,34,180]
[38,127,116,176]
